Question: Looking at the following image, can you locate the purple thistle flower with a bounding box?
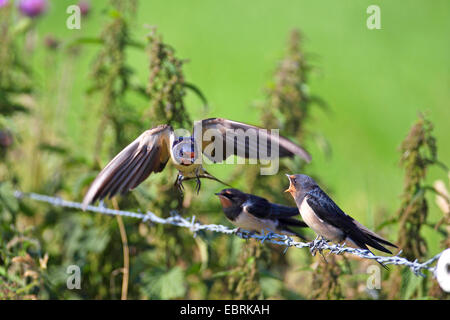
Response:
[0,0,9,8]
[18,0,48,18]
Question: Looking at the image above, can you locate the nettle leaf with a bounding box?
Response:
[141,266,186,299]
[260,277,283,298]
[63,215,111,262]
[401,270,425,299]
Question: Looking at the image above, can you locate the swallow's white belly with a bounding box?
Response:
[232,210,278,234]
[299,198,344,242]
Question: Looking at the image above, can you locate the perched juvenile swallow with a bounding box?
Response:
[82,118,311,209]
[215,188,308,239]
[285,174,397,254]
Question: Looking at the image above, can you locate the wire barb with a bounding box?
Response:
[14,191,445,277]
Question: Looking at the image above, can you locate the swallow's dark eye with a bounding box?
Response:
[179,150,183,156]
[292,179,297,184]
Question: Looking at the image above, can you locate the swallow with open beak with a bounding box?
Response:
[82,118,311,210]
[285,174,397,255]
[215,188,308,239]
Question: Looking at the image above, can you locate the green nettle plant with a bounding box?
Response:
[146,28,192,129]
[389,115,448,299]
[90,11,140,161]
[137,29,198,299]
[0,2,46,300]
[143,28,191,214]
[397,116,437,260]
[244,29,328,202]
[227,240,264,300]
[0,4,32,163]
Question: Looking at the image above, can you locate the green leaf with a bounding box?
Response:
[260,277,283,298]
[141,267,186,299]
[401,269,424,299]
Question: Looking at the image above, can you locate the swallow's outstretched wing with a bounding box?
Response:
[199,118,311,163]
[82,125,173,210]
[305,187,397,254]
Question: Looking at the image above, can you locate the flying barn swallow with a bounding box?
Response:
[285,174,397,255]
[215,188,308,239]
[82,118,311,210]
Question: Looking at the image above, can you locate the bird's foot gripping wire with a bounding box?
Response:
[174,174,185,194]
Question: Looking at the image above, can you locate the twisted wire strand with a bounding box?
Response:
[14,191,443,277]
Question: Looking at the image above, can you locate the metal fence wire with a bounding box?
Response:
[14,191,448,282]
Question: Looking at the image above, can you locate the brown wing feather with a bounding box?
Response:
[199,118,311,163]
[82,125,173,210]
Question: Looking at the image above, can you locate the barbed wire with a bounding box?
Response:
[14,191,445,278]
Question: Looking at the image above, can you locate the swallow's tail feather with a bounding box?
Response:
[278,217,308,240]
[278,217,308,228]
[345,234,390,270]
[352,220,398,249]
[365,232,398,249]
[347,229,393,255]
[281,226,307,241]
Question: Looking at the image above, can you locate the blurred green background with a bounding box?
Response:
[1,0,449,299]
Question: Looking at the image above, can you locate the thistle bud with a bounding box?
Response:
[78,0,90,16]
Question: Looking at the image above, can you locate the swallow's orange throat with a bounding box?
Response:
[217,195,233,208]
[285,175,297,193]
[285,182,296,193]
